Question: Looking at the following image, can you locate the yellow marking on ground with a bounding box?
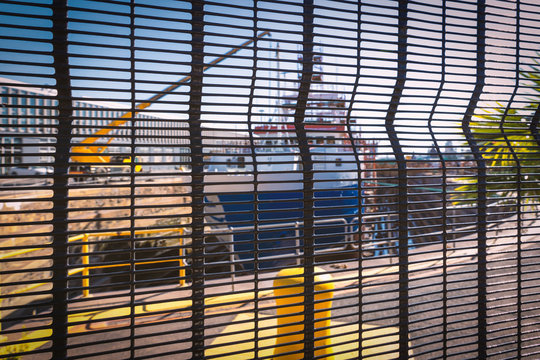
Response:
[67,289,274,332]
[65,261,444,333]
[68,305,146,325]
[206,312,413,359]
[143,300,192,314]
[0,329,52,357]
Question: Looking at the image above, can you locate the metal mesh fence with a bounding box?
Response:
[1,0,540,359]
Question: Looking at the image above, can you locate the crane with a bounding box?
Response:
[70,31,271,180]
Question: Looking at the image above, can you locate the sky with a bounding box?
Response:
[1,0,540,154]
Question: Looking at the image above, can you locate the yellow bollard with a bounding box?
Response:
[273,267,335,360]
[82,234,91,298]
[178,229,185,287]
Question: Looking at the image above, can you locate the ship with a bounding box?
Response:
[203,54,369,269]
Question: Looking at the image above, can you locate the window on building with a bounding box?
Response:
[20,91,27,116]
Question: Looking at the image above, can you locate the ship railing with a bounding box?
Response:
[207,214,415,289]
[205,218,349,291]
[210,211,472,281]
[209,209,515,290]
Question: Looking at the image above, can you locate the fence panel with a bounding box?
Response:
[1,1,540,359]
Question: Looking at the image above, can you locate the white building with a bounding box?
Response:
[0,77,188,175]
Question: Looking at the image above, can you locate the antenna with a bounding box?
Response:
[276,41,281,120]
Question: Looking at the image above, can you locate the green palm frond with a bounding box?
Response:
[452,69,540,206]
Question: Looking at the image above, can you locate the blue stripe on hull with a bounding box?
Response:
[206,186,361,269]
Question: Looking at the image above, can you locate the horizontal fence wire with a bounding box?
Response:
[1,0,540,359]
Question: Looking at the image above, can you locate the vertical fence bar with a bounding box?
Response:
[228,236,236,292]
[295,222,301,265]
[82,234,90,298]
[499,3,522,355]
[346,1,364,353]
[50,1,72,357]
[188,1,206,357]
[384,0,409,357]
[461,1,487,357]
[246,16,260,355]
[427,1,448,356]
[179,229,185,287]
[128,2,137,358]
[529,102,540,355]
[294,1,315,357]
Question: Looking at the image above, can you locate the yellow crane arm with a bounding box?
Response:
[71,31,271,164]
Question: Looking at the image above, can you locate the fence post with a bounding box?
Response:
[178,229,185,287]
[228,234,235,292]
[295,221,301,265]
[82,234,90,298]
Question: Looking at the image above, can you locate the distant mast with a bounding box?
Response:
[254,48,348,139]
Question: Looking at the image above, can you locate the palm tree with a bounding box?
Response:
[453,64,540,206]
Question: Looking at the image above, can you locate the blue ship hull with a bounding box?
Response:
[205,186,361,269]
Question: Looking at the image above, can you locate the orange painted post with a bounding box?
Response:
[178,229,185,287]
[273,267,335,360]
[82,234,91,298]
